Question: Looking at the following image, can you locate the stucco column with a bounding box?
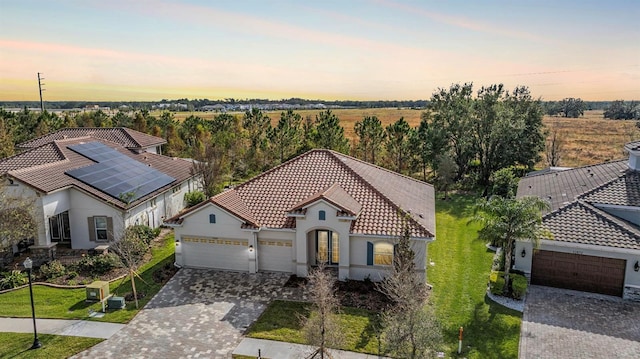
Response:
[248,232,257,273]
[295,229,308,277]
[338,225,350,281]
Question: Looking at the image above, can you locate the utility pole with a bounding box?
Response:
[37,72,45,112]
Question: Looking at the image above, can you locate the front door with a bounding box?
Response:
[316,230,339,265]
[49,211,71,243]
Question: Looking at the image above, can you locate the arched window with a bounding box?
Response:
[209,214,216,223]
[319,210,326,221]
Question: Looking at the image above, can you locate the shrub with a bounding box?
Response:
[39,260,66,279]
[511,274,528,300]
[66,270,78,279]
[184,190,206,207]
[74,253,119,276]
[489,271,528,299]
[0,270,28,289]
[125,225,156,246]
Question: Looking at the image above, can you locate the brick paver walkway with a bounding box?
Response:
[520,285,640,359]
[72,268,307,359]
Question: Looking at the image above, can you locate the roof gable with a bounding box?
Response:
[543,202,640,250]
[289,183,363,217]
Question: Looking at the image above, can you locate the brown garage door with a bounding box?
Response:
[531,250,625,297]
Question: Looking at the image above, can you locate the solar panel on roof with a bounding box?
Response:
[66,142,174,203]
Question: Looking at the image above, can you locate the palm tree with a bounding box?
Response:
[471,196,550,296]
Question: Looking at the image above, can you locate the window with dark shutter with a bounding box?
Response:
[209,214,216,223]
[319,210,326,221]
[367,242,374,266]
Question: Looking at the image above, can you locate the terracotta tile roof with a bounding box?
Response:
[18,127,165,150]
[0,143,65,173]
[543,202,640,250]
[517,160,628,213]
[290,183,363,217]
[1,137,194,209]
[580,172,640,207]
[179,149,435,238]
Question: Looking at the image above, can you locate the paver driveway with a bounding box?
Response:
[72,268,307,359]
[520,285,640,359]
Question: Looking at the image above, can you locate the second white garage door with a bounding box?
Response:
[181,236,248,272]
[258,240,293,272]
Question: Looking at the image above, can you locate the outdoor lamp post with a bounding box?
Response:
[23,257,42,349]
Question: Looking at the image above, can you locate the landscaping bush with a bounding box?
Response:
[184,190,206,207]
[511,274,528,300]
[73,253,119,276]
[39,260,66,279]
[489,271,528,299]
[0,270,28,289]
[125,225,156,246]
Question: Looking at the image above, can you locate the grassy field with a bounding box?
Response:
[0,234,176,323]
[0,332,102,359]
[156,108,637,169]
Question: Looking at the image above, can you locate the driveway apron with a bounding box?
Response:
[520,285,640,359]
[71,268,306,359]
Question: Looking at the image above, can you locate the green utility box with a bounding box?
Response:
[86,281,110,302]
[107,296,126,310]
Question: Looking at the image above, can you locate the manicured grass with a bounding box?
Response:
[0,234,176,324]
[430,194,522,358]
[0,332,102,359]
[247,300,382,355]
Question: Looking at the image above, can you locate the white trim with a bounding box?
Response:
[177,202,250,225]
[355,233,435,242]
[537,239,640,255]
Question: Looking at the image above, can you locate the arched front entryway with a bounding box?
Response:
[307,229,339,266]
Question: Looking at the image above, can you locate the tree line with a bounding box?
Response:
[1,83,552,197]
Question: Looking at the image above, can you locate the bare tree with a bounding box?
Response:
[109,226,149,308]
[0,179,37,268]
[378,220,442,359]
[302,263,343,359]
[545,122,566,167]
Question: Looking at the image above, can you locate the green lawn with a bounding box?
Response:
[430,194,522,358]
[0,234,176,324]
[246,194,521,358]
[247,300,382,355]
[0,332,102,359]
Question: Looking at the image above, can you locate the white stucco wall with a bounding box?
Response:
[173,203,252,267]
[349,235,429,281]
[515,239,640,288]
[69,188,125,249]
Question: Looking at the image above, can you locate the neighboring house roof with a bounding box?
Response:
[17,127,166,150]
[517,159,628,213]
[517,142,640,250]
[625,140,640,152]
[580,172,640,207]
[170,149,436,238]
[543,201,640,250]
[1,137,194,209]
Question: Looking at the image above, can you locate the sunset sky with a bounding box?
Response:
[1,0,638,101]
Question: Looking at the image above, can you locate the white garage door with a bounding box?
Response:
[258,240,293,272]
[181,237,248,271]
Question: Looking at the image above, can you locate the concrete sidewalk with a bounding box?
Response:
[233,338,389,359]
[0,318,124,339]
